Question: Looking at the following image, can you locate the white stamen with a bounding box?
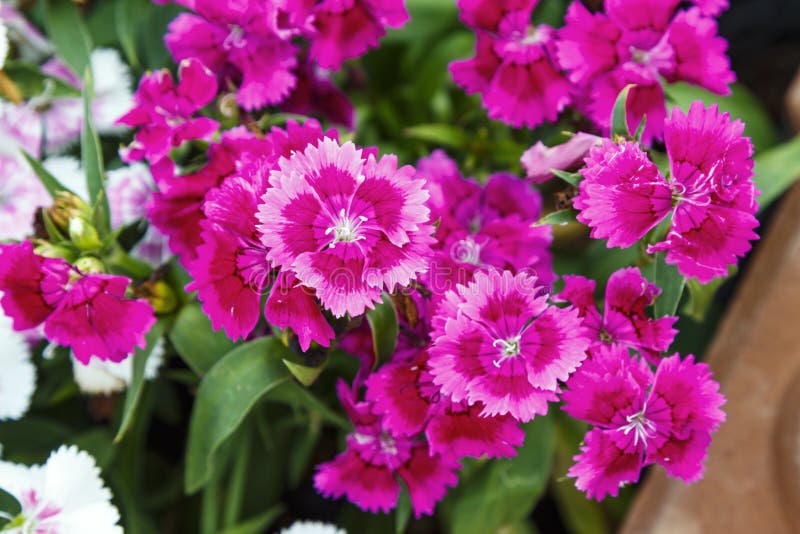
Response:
[325,208,367,247]
[618,409,657,448]
[492,336,522,368]
[223,25,247,50]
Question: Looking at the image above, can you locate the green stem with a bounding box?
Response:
[223,427,252,528]
[106,246,152,279]
[200,472,220,534]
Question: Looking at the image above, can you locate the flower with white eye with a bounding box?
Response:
[0,312,35,421]
[0,445,122,533]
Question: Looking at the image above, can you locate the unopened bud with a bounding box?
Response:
[48,191,90,232]
[34,241,77,262]
[74,256,105,275]
[135,279,178,314]
[68,217,102,251]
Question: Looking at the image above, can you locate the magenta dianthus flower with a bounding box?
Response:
[0,242,156,363]
[310,0,409,70]
[574,102,759,282]
[258,137,434,318]
[557,0,734,142]
[428,270,588,422]
[366,348,525,460]
[450,1,570,128]
[561,344,725,500]
[314,381,460,517]
[555,268,678,363]
[118,57,219,164]
[165,1,298,110]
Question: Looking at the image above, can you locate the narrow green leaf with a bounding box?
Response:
[217,504,286,534]
[753,135,800,211]
[44,0,93,78]
[366,293,399,369]
[21,152,76,199]
[652,253,686,318]
[115,0,144,68]
[403,124,470,149]
[449,416,555,534]
[185,337,296,493]
[632,114,647,143]
[267,381,349,429]
[115,320,166,442]
[41,209,68,243]
[535,209,578,227]
[610,84,636,138]
[1,61,81,99]
[170,304,235,375]
[282,358,325,387]
[82,68,110,235]
[550,169,582,187]
[395,482,412,534]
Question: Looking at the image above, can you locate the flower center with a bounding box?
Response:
[379,432,398,456]
[618,409,656,447]
[630,47,651,65]
[492,335,522,367]
[223,24,247,50]
[451,236,483,265]
[325,208,367,248]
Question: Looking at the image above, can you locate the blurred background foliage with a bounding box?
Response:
[2,0,800,533]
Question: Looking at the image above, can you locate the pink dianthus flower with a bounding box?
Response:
[555,267,677,363]
[561,344,725,500]
[574,102,758,282]
[314,380,460,517]
[557,0,734,143]
[118,57,219,164]
[0,242,156,364]
[428,269,588,422]
[450,1,570,128]
[258,137,434,318]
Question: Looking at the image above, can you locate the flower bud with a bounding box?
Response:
[74,256,105,275]
[48,191,91,232]
[68,217,102,251]
[135,279,178,315]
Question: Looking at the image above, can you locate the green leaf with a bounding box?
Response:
[632,114,647,143]
[184,337,298,493]
[366,292,399,369]
[551,169,582,187]
[1,61,81,99]
[448,416,555,534]
[610,84,636,138]
[170,304,236,375]
[395,482,412,534]
[22,152,77,199]
[115,0,145,68]
[665,82,778,152]
[403,124,470,149]
[651,252,686,318]
[82,69,110,236]
[115,320,167,442]
[44,0,93,78]
[683,272,731,322]
[282,358,325,387]
[552,417,609,534]
[217,504,286,534]
[753,135,800,211]
[535,209,578,227]
[0,488,21,529]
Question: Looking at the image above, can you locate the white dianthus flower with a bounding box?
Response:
[0,445,122,533]
[0,312,35,420]
[281,520,346,534]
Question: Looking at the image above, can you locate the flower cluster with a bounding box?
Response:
[160,0,409,125]
[0,0,759,529]
[451,0,734,141]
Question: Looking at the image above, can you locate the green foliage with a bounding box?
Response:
[443,416,555,534]
[43,0,93,77]
[611,85,637,138]
[753,135,800,210]
[170,304,236,375]
[366,292,399,370]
